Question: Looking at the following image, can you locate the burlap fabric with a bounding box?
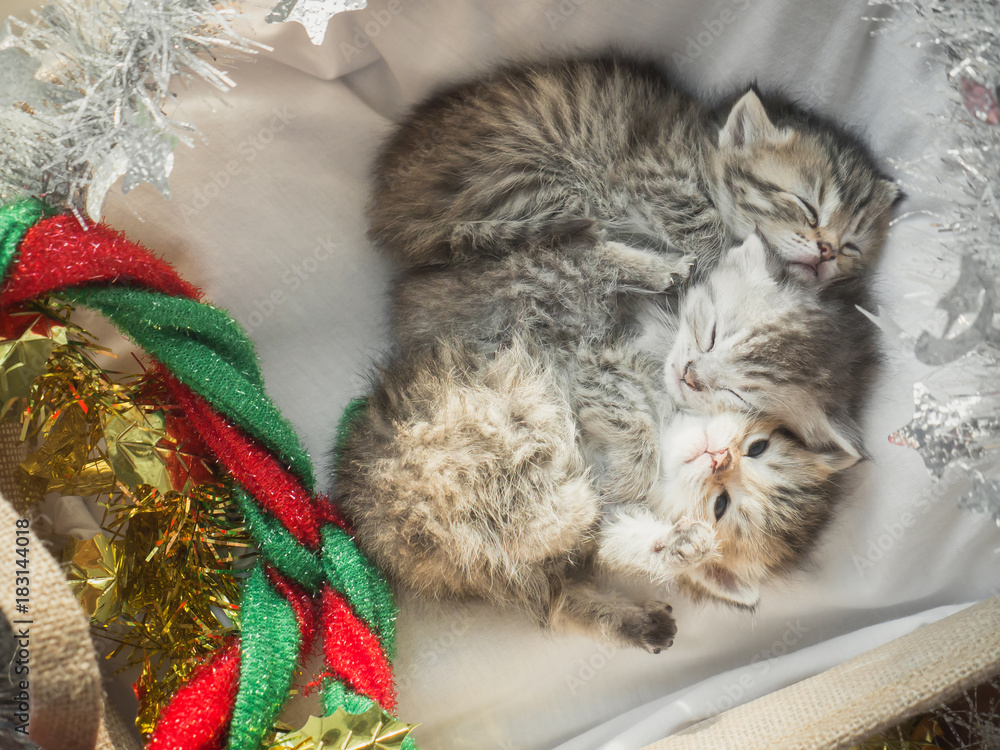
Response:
[646,594,1000,749]
[0,423,138,750]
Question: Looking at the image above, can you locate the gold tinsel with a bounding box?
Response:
[97,482,255,733]
[1,298,256,734]
[849,714,943,749]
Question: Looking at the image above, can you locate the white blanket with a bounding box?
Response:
[10,0,999,746]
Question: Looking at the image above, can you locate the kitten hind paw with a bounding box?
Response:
[618,601,677,653]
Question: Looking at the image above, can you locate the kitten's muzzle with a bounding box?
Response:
[687,447,731,473]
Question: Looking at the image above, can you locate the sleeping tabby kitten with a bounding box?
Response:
[335,234,858,649]
[636,237,880,455]
[369,56,898,283]
[336,339,853,650]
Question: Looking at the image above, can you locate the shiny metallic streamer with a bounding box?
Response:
[266,0,367,45]
[872,1,1000,526]
[0,0,263,219]
[889,383,1000,479]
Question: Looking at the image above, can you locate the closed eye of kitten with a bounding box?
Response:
[639,233,880,456]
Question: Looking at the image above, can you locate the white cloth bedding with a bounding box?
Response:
[8,0,999,746]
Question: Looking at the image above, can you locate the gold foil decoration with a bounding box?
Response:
[64,534,126,623]
[3,299,255,734]
[100,482,256,733]
[270,706,418,750]
[102,406,172,493]
[0,307,67,404]
[18,403,116,496]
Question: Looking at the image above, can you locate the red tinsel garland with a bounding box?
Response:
[148,640,242,750]
[4,215,201,303]
[162,370,322,549]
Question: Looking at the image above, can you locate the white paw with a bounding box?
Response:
[652,520,716,571]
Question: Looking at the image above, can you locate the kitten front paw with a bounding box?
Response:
[660,254,697,290]
[652,520,716,572]
[618,601,677,654]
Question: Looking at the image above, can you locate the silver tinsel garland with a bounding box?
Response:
[266,0,367,44]
[874,1,1000,525]
[0,0,263,220]
[0,0,367,219]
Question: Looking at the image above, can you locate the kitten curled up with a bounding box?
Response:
[369,55,899,284]
[335,234,863,651]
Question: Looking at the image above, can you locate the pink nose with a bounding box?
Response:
[817,241,836,261]
[682,362,701,391]
[709,449,731,473]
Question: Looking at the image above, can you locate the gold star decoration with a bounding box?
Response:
[270,706,418,750]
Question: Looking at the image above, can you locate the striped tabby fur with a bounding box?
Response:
[336,55,896,650]
[369,56,898,283]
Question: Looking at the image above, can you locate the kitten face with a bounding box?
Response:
[662,235,862,455]
[654,410,852,608]
[715,91,898,283]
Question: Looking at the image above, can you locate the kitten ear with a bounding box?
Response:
[879,178,904,208]
[720,91,778,149]
[689,568,761,609]
[816,440,863,475]
[793,409,865,464]
[723,233,773,279]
